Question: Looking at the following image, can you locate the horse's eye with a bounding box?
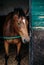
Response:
[18,22,21,27]
[18,23,20,25]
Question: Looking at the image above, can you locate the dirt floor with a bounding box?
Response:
[0,43,29,65]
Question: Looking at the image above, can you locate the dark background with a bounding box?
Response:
[0,0,29,15]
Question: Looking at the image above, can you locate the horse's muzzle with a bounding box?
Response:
[22,37,30,44]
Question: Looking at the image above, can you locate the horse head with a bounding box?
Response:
[13,8,30,43]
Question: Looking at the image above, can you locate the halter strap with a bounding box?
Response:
[0,36,21,40]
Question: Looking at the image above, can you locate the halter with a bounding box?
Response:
[0,36,21,40]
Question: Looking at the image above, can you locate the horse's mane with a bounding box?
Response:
[5,12,13,23]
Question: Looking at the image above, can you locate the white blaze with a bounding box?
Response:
[23,19,25,24]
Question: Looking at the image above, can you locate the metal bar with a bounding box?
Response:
[0,36,21,40]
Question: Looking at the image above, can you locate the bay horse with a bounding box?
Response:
[3,8,30,65]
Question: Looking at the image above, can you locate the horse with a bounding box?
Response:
[3,8,30,65]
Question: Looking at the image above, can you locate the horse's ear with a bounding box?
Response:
[23,9,29,16]
[23,9,29,26]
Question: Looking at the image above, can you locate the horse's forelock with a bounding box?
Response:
[14,8,26,17]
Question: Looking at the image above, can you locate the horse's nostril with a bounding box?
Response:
[24,39,26,42]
